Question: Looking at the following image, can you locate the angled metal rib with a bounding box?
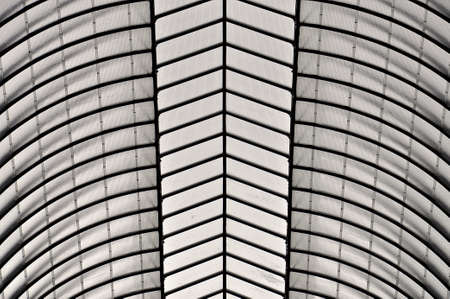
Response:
[286,1,302,296]
[221,1,228,293]
[148,1,164,297]
[152,1,295,296]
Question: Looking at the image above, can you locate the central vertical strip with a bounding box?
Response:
[286,0,301,298]
[222,0,227,296]
[149,0,164,296]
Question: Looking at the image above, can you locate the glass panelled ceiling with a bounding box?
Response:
[1,1,160,298]
[0,0,448,298]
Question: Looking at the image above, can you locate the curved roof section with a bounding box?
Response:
[0,0,448,298]
[290,0,449,298]
[0,0,160,298]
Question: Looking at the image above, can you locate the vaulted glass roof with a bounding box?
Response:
[0,0,448,298]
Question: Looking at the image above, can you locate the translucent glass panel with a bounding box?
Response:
[2,0,448,298]
[154,0,295,297]
[0,1,160,298]
[289,0,449,298]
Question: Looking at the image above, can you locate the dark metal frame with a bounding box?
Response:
[290,268,382,298]
[295,96,449,166]
[407,0,449,22]
[299,22,449,81]
[0,147,156,245]
[0,3,160,295]
[69,267,161,299]
[298,48,447,109]
[0,0,148,58]
[0,206,159,295]
[294,120,450,221]
[0,24,152,91]
[291,205,448,287]
[118,286,161,298]
[290,228,440,298]
[148,0,165,297]
[222,0,232,280]
[151,0,296,296]
[292,149,448,259]
[0,91,153,174]
[286,1,448,298]
[286,1,302,297]
[164,271,223,297]
[0,121,155,220]
[226,232,285,259]
[297,73,449,139]
[0,50,152,143]
[11,228,160,299]
[40,250,160,298]
[0,96,154,193]
[294,105,449,192]
[306,0,449,52]
[1,0,448,297]
[0,0,47,29]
